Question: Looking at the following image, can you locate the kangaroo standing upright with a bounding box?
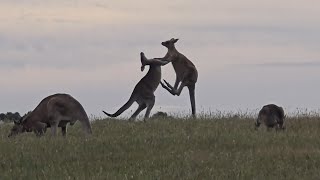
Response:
[103,52,169,121]
[154,38,198,118]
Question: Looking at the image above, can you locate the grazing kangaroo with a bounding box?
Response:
[155,38,198,118]
[103,52,170,120]
[255,104,286,131]
[8,93,92,137]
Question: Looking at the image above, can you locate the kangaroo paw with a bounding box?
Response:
[140,52,148,65]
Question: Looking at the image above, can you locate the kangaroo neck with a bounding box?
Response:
[146,65,161,76]
[167,46,178,53]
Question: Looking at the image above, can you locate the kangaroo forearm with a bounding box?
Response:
[154,56,174,62]
[143,59,170,66]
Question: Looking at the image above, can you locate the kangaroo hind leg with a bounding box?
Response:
[129,103,147,121]
[163,79,175,90]
[188,84,196,118]
[160,81,175,95]
[161,80,186,96]
[160,77,181,95]
[48,110,62,137]
[143,97,155,122]
[49,116,60,137]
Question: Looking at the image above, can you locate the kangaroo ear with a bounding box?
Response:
[173,38,179,43]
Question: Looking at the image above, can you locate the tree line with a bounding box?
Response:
[0,112,21,122]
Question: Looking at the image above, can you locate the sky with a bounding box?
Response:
[1,0,320,117]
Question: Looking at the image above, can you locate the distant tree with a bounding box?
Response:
[5,112,13,120]
[0,112,21,122]
[0,113,5,120]
[12,112,21,121]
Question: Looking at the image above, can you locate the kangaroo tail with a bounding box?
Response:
[103,94,136,118]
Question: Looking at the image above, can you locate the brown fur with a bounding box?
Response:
[8,93,92,137]
[155,38,198,118]
[103,52,169,121]
[255,104,285,131]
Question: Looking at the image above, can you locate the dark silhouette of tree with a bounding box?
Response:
[12,112,21,120]
[0,113,5,120]
[6,112,13,120]
[0,112,21,122]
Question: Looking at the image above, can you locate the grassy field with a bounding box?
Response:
[1,116,320,179]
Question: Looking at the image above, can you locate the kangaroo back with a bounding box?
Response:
[49,94,93,135]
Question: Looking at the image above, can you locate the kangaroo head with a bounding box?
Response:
[8,115,31,137]
[8,118,25,137]
[161,38,179,49]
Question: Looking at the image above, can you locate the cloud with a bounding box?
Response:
[251,61,320,68]
[1,0,320,30]
[1,0,320,115]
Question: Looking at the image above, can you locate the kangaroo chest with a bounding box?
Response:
[172,60,186,77]
[144,66,162,91]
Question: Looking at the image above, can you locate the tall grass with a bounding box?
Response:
[0,116,320,179]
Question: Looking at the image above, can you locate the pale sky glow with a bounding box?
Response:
[1,0,320,117]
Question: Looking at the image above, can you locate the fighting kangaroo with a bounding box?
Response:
[103,52,170,121]
[153,38,198,118]
[255,104,286,131]
[8,93,92,137]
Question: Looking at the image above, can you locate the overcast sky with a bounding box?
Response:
[1,0,320,117]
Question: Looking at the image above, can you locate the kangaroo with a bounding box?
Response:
[103,52,170,120]
[255,104,286,131]
[154,38,198,118]
[8,93,92,137]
